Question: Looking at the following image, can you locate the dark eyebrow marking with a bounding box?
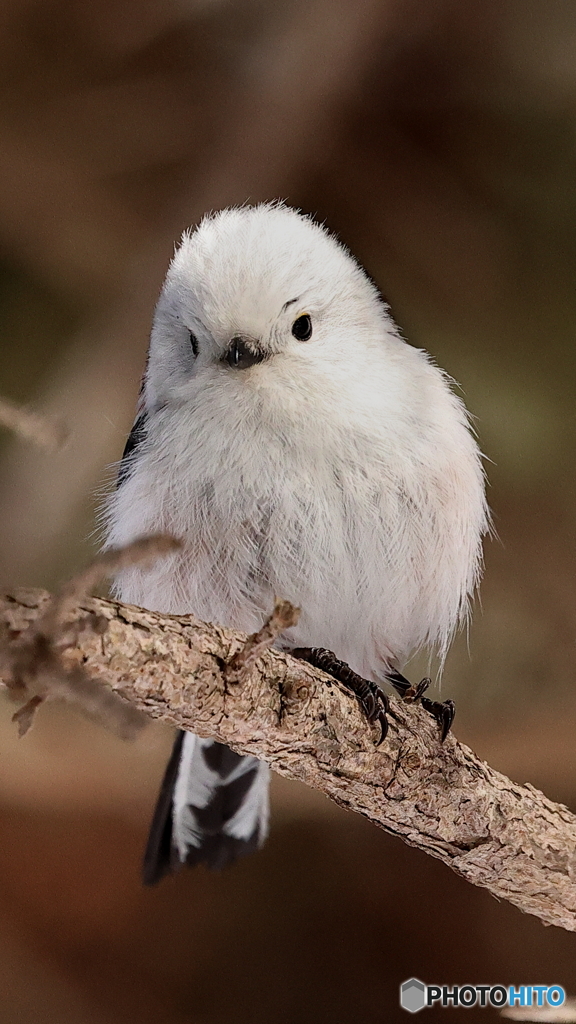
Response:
[281,296,300,313]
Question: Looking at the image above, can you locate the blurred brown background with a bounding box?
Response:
[0,0,576,1021]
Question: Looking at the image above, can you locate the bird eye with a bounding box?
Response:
[291,314,312,341]
[189,331,199,357]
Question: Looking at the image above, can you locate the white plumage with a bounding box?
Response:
[103,202,489,881]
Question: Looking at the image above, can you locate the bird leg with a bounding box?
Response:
[291,649,455,745]
[291,647,389,745]
[385,669,455,742]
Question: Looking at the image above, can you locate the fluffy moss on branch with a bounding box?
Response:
[1,586,576,932]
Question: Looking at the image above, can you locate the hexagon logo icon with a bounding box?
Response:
[400,978,427,1013]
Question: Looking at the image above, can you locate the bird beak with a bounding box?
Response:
[224,336,268,369]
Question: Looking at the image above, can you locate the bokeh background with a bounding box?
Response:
[0,0,576,1020]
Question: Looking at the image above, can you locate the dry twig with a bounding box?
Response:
[0,395,68,451]
[1,586,576,932]
[226,598,300,684]
[0,535,180,736]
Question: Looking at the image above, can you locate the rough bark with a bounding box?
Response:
[2,587,576,932]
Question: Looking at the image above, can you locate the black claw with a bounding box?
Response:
[441,701,455,742]
[363,689,376,720]
[355,680,389,733]
[386,668,455,741]
[413,677,431,701]
[292,647,390,746]
[421,696,456,742]
[375,709,388,746]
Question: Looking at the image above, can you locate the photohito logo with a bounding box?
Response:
[400,979,566,1013]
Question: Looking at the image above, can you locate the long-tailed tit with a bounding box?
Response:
[104,203,489,884]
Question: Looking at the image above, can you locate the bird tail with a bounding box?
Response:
[142,731,270,885]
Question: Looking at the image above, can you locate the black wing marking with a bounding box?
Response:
[117,411,147,487]
[142,730,185,886]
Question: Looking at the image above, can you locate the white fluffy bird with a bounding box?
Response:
[104,202,489,884]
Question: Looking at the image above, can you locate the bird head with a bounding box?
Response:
[144,202,393,411]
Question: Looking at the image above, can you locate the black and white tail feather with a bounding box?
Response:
[143,732,269,885]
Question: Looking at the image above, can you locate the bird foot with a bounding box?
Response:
[291,651,455,745]
[292,647,389,745]
[385,669,455,742]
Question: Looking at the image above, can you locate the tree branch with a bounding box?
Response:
[1,586,575,932]
[0,395,68,452]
